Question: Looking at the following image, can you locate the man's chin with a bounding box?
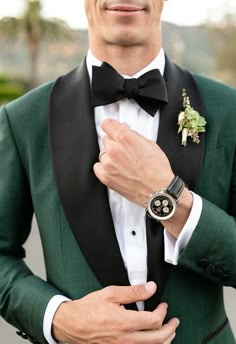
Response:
[105,30,144,46]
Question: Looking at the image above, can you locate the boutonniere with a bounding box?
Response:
[177,89,206,146]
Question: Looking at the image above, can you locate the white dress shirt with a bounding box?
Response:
[43,49,203,344]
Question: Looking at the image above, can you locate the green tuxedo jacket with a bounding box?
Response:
[0,57,236,344]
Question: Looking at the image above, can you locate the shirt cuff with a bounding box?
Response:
[164,192,203,265]
[43,295,71,344]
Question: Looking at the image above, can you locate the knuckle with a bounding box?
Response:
[156,333,166,344]
[117,337,130,344]
[152,317,162,329]
[116,339,123,344]
[129,285,143,299]
[103,285,115,297]
[119,321,130,332]
[103,134,109,144]
[123,339,133,344]
[116,129,128,143]
[151,139,158,147]
[106,145,117,159]
[102,159,112,172]
[97,170,109,185]
[102,118,113,131]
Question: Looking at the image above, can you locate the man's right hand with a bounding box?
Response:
[52,281,179,344]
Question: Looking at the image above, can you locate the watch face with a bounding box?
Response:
[148,193,176,221]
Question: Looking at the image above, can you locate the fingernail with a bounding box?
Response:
[175,319,180,327]
[145,281,156,291]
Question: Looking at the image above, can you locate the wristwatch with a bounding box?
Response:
[146,175,185,221]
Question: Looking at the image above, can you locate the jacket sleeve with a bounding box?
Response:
[0,105,62,344]
[178,145,236,287]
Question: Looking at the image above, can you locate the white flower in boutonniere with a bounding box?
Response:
[177,89,206,146]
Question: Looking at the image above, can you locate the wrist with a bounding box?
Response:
[163,187,193,239]
[43,295,71,344]
[52,301,70,343]
[139,173,175,208]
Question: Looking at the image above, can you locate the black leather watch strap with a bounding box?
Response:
[166,175,185,200]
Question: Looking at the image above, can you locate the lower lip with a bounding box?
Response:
[106,9,143,16]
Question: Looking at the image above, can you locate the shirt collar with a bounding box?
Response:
[86,48,165,81]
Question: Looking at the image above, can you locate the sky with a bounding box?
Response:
[0,0,235,29]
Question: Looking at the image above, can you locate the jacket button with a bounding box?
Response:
[28,335,39,344]
[16,331,28,340]
[205,263,215,274]
[198,258,209,268]
[215,269,223,277]
[16,331,22,337]
[221,274,230,283]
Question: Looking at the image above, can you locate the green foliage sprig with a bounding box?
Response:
[178,89,206,146]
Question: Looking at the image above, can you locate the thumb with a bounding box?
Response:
[105,281,157,305]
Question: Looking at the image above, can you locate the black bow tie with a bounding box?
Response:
[91,62,168,116]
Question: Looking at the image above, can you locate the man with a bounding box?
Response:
[0,0,235,343]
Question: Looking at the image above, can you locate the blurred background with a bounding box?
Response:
[0,0,235,342]
[1,0,236,104]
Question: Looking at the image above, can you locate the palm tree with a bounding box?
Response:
[0,0,73,88]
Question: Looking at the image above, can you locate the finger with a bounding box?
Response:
[102,118,155,152]
[103,134,117,153]
[93,161,105,181]
[101,118,131,141]
[98,150,106,161]
[130,319,178,343]
[93,160,118,189]
[121,122,131,128]
[122,307,169,332]
[123,303,168,333]
[164,332,176,344]
[151,303,169,328]
[125,302,168,331]
[102,282,157,305]
[155,318,180,342]
[123,324,177,343]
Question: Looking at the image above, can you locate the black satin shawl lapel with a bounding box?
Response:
[145,56,205,311]
[48,61,135,306]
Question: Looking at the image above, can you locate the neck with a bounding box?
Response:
[89,41,162,76]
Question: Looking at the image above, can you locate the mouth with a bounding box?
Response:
[106,4,145,14]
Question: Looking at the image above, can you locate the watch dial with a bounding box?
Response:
[150,195,174,219]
